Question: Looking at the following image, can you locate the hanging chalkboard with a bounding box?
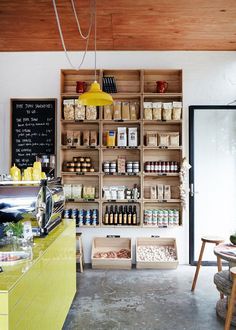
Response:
[11,98,56,169]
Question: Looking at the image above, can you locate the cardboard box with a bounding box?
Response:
[136,237,178,269]
[128,127,138,147]
[92,237,132,269]
[117,127,127,147]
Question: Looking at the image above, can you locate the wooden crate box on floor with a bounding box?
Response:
[91,237,132,269]
[60,69,183,228]
[136,237,178,269]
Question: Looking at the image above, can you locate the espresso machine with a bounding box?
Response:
[0,178,65,236]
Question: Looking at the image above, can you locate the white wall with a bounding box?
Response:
[1,51,236,263]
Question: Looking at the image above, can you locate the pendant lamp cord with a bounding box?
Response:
[52,0,95,70]
[94,0,97,81]
[70,0,93,40]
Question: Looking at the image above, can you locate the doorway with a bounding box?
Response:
[189,105,236,265]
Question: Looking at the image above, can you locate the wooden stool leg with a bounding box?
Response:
[216,243,224,299]
[191,241,206,292]
[80,255,84,273]
[224,279,236,330]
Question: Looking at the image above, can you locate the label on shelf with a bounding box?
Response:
[106,235,121,238]
[75,172,85,175]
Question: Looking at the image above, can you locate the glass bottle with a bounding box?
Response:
[104,206,109,225]
[132,206,137,225]
[128,206,132,225]
[109,205,114,225]
[114,205,118,225]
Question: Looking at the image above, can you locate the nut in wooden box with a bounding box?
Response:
[136,237,178,269]
[91,237,132,270]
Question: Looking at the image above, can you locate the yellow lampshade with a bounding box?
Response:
[79,81,113,106]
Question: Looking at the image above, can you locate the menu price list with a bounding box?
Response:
[11,99,56,169]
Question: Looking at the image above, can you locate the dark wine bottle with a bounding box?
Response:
[118,206,123,225]
[128,205,132,225]
[104,206,109,225]
[114,205,118,225]
[123,206,127,225]
[109,205,114,225]
[132,205,137,225]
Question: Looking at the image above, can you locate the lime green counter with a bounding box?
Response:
[0,220,76,330]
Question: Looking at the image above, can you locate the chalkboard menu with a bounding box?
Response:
[11,99,56,169]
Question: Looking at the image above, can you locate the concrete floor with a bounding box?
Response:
[63,265,231,330]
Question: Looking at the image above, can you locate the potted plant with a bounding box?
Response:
[230,232,236,245]
[4,222,24,243]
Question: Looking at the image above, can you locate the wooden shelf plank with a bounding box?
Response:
[61,171,100,176]
[61,145,100,150]
[143,173,180,176]
[143,120,182,124]
[143,146,182,150]
[143,199,181,203]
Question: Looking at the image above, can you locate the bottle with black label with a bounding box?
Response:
[128,205,132,225]
[109,205,114,225]
[118,206,123,225]
[132,205,137,225]
[114,205,118,225]
[104,206,109,225]
[123,206,127,225]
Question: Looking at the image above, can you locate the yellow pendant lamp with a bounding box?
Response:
[79,0,113,106]
[79,81,113,106]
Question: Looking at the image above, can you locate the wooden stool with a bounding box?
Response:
[224,267,236,330]
[191,236,225,298]
[76,233,84,273]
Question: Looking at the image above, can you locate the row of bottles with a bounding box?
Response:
[103,205,138,226]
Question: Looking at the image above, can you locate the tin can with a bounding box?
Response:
[152,210,158,226]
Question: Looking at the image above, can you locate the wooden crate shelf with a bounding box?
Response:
[60,69,183,228]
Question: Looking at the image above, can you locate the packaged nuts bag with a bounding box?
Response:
[172,102,182,120]
[152,102,162,120]
[75,102,85,120]
[122,101,130,120]
[63,99,75,120]
[146,131,158,147]
[113,101,122,120]
[130,101,139,120]
[143,102,153,120]
[169,132,180,147]
[73,131,81,147]
[103,104,113,120]
[162,103,173,121]
[86,106,97,120]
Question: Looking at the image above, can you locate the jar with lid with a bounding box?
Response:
[150,162,155,172]
[145,162,151,172]
[110,161,117,172]
[154,161,158,173]
[126,161,133,173]
[161,161,166,173]
[132,161,139,172]
[166,161,170,173]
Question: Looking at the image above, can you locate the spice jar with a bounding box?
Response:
[85,157,91,163]
[145,162,151,172]
[150,162,155,172]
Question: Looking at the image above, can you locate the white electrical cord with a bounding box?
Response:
[70,0,93,40]
[52,0,94,70]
